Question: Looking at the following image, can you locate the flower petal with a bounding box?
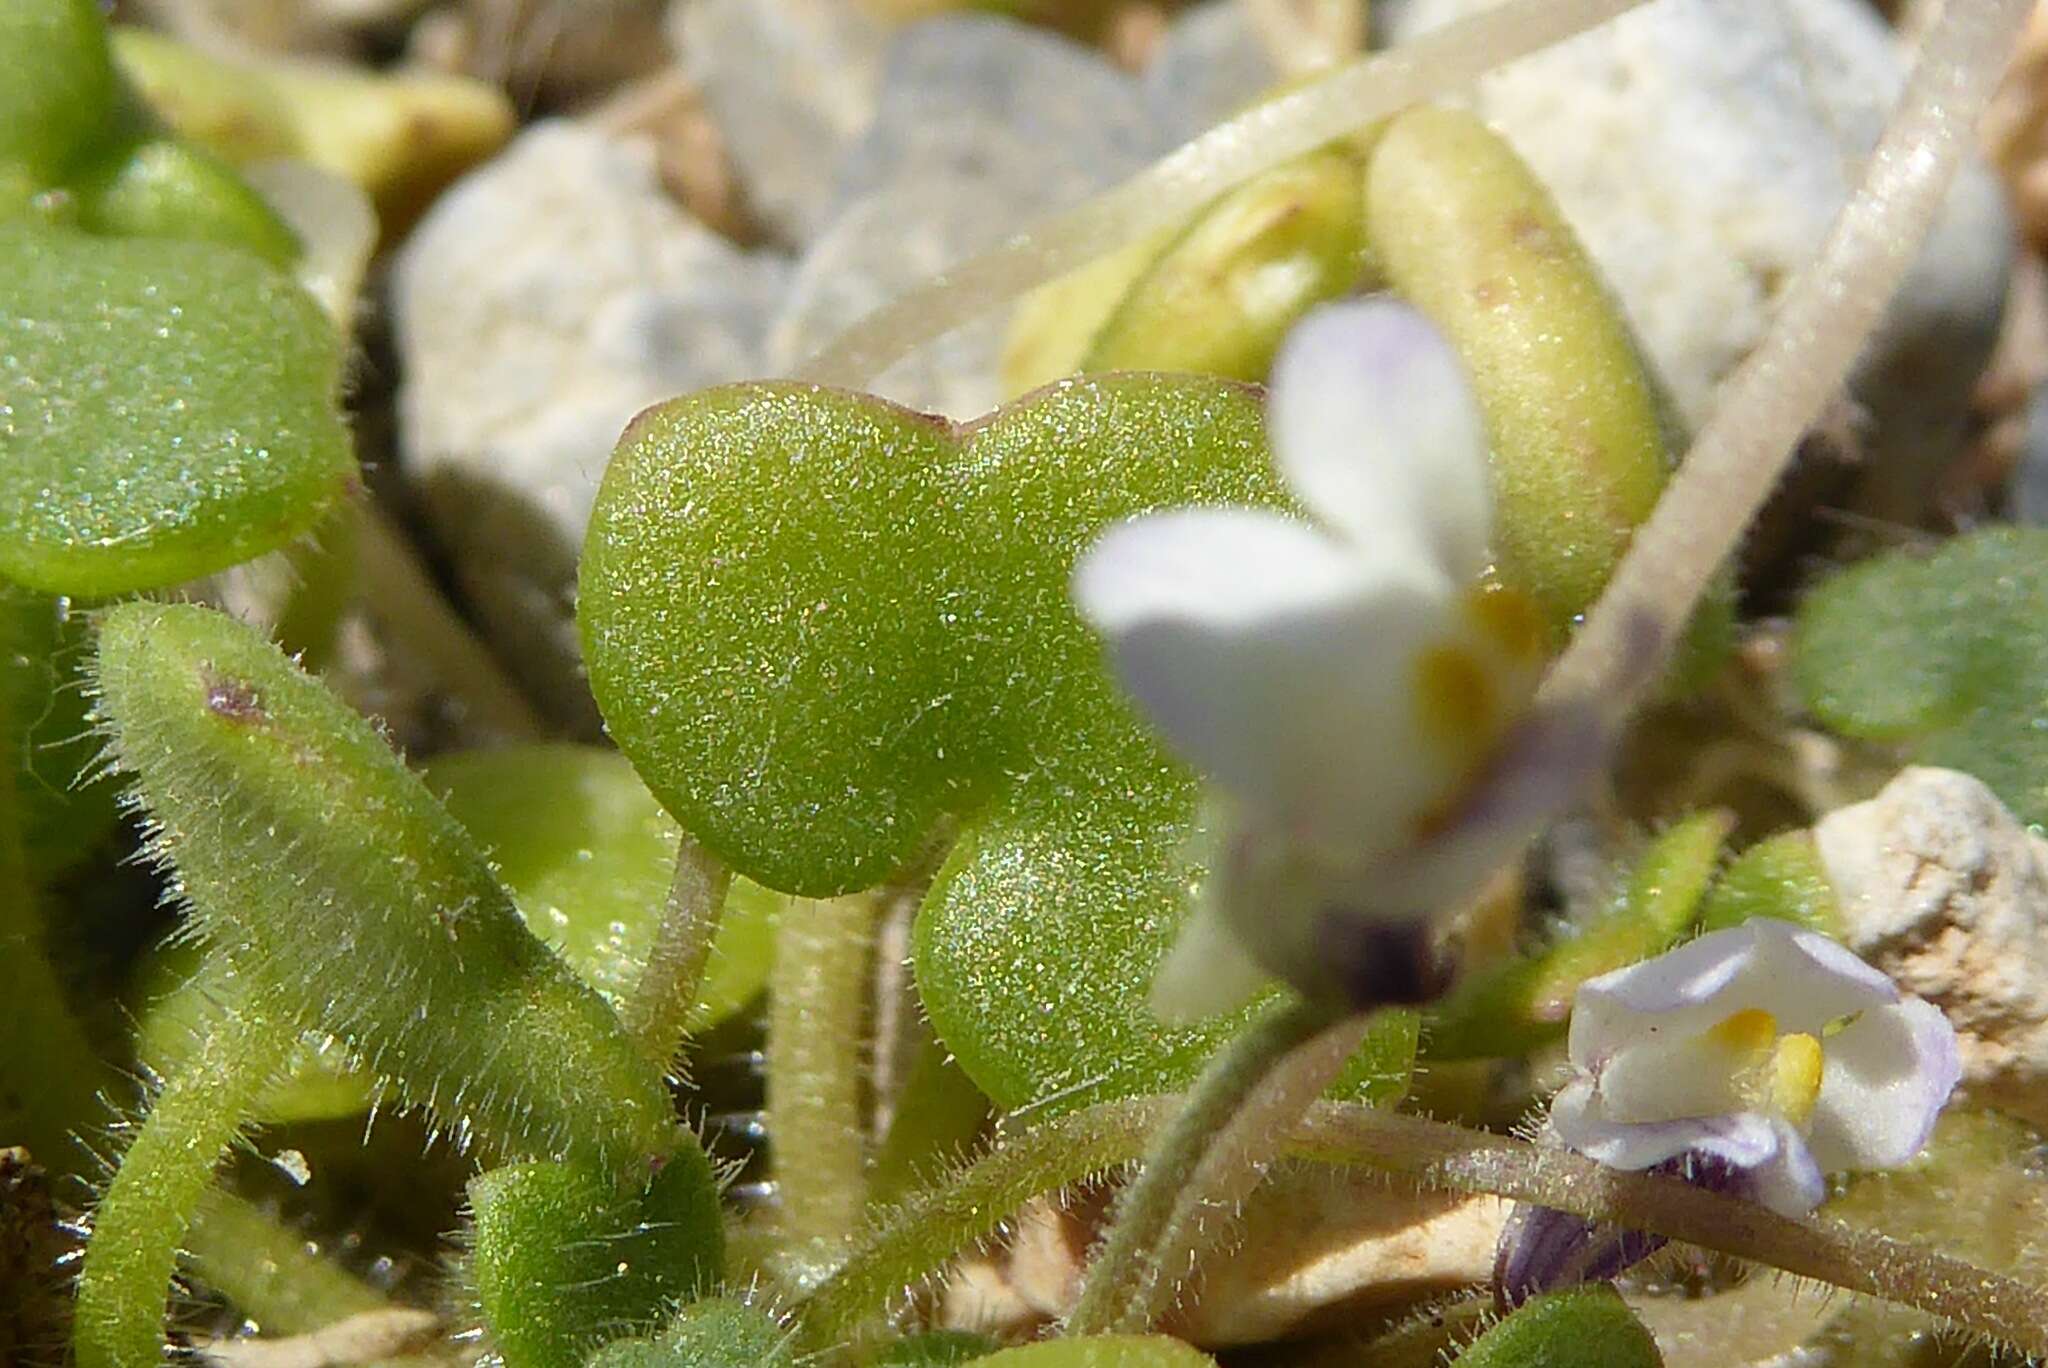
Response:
[1806,997,1960,1172]
[1267,297,1492,581]
[1148,893,1275,1025]
[1738,1121,1828,1218]
[1568,920,1898,1072]
[1073,506,1460,853]
[1551,1081,1778,1172]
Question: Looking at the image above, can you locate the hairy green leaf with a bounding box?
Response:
[1793,527,2048,825]
[92,601,674,1175]
[426,743,777,1029]
[1451,1287,1662,1368]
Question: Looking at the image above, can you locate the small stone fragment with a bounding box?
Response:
[1813,766,2048,1129]
[393,120,787,720]
[768,14,1158,414]
[1141,0,1285,145]
[671,0,888,245]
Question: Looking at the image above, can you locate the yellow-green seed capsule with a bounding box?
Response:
[1083,146,1372,382]
[1001,229,1170,397]
[1366,106,1668,636]
[111,26,513,232]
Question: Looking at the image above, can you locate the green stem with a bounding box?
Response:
[767,892,881,1281]
[74,1005,297,1368]
[1066,996,1351,1334]
[353,504,544,741]
[185,1187,390,1337]
[620,835,732,1073]
[796,1098,1167,1347]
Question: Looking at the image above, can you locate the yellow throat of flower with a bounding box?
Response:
[1711,1008,1826,1128]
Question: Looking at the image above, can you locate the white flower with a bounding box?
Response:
[1550,918,1961,1217]
[1072,297,1575,1021]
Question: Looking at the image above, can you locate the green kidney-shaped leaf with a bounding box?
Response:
[580,378,1425,1116]
[918,722,1416,1114]
[1793,527,2048,825]
[0,226,352,595]
[580,377,1282,899]
[426,743,777,1029]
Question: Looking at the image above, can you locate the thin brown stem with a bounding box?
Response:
[800,1097,2048,1357]
[1289,1103,2048,1358]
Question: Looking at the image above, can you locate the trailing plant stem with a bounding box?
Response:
[1288,1103,2048,1358]
[801,1099,2048,1357]
[621,834,732,1071]
[767,892,881,1281]
[74,1004,297,1368]
[1542,0,2032,717]
[1066,995,1353,1334]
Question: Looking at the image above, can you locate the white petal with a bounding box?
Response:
[1267,297,1492,581]
[1074,506,1461,854]
[1148,894,1275,1026]
[1349,698,1607,922]
[1551,1080,1775,1172]
[1568,920,1898,1073]
[1806,997,1960,1172]
[1738,1121,1828,1218]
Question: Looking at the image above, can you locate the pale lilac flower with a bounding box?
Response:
[1554,917,1959,1214]
[1072,297,1600,1021]
[1497,918,1961,1304]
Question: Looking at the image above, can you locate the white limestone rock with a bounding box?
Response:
[767,14,1158,416]
[1383,0,2013,519]
[670,0,887,246]
[1813,766,2048,1129]
[1143,0,1285,145]
[392,119,788,722]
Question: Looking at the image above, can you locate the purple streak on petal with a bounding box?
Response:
[1491,1146,1767,1308]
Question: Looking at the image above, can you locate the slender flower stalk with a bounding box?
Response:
[1066,996,1356,1334]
